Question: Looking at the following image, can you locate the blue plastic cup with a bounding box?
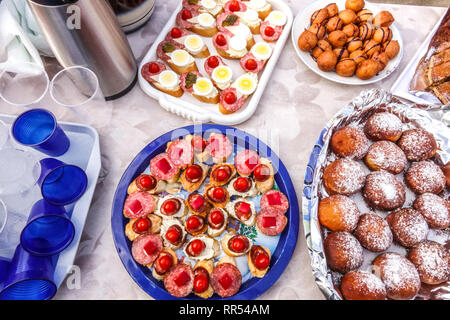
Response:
[38,158,88,206]
[12,109,70,157]
[0,245,57,300]
[21,199,75,256]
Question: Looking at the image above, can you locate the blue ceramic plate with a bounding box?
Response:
[111,124,299,300]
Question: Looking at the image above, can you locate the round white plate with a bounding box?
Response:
[291,0,404,85]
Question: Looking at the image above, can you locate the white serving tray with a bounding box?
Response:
[391,10,446,105]
[291,0,404,85]
[138,0,293,125]
[0,114,101,288]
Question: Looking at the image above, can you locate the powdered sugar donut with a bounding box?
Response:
[364,112,403,142]
[354,214,393,252]
[405,161,446,195]
[330,126,370,160]
[363,170,406,211]
[340,270,387,300]
[323,158,366,196]
[324,231,363,274]
[413,193,450,229]
[365,141,407,174]
[407,241,450,285]
[397,129,438,162]
[372,252,421,300]
[386,208,429,248]
[318,195,360,232]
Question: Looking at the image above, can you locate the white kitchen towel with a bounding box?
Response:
[0,0,44,74]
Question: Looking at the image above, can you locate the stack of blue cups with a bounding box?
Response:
[0,109,88,300]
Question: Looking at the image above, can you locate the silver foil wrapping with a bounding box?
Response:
[302,88,450,300]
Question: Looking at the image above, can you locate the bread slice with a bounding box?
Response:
[189,46,211,59]
[167,60,198,75]
[150,81,184,98]
[191,25,218,37]
[193,260,215,299]
[215,47,246,60]
[255,158,275,194]
[248,245,271,278]
[152,249,178,281]
[193,92,220,104]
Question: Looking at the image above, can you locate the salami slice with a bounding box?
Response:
[240,53,265,73]
[212,32,230,51]
[216,12,239,36]
[204,55,227,76]
[165,27,191,43]
[234,149,260,176]
[141,61,166,83]
[256,207,287,236]
[176,9,198,29]
[260,190,289,214]
[150,153,179,181]
[180,71,202,93]
[182,0,201,12]
[131,234,163,266]
[164,263,195,298]
[123,191,156,218]
[260,21,283,42]
[157,40,183,62]
[167,139,194,167]
[223,0,247,13]
[219,87,246,113]
[211,263,242,298]
[206,133,233,161]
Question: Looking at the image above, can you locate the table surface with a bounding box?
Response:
[0,0,446,300]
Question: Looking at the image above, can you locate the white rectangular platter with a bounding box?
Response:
[138,0,293,125]
[0,114,101,288]
[391,10,446,105]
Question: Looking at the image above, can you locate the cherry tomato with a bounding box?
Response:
[215,168,230,182]
[230,237,246,253]
[245,58,258,71]
[132,217,151,234]
[137,175,156,190]
[253,164,270,182]
[209,209,224,226]
[181,9,192,20]
[191,136,207,152]
[171,27,182,38]
[224,91,237,105]
[228,0,241,12]
[186,216,201,230]
[158,255,173,272]
[185,165,203,181]
[149,62,160,74]
[194,274,209,293]
[165,227,181,243]
[207,56,220,69]
[190,239,205,256]
[233,177,250,193]
[162,199,179,215]
[264,26,275,37]
[215,34,227,46]
[254,252,270,270]
[212,188,226,201]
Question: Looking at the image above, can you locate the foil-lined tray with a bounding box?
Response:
[302,88,450,300]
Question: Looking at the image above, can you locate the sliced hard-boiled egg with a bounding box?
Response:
[158,70,179,88]
[171,49,192,67]
[227,24,251,39]
[244,9,259,21]
[267,10,287,26]
[184,35,204,54]
[201,0,217,9]
[251,42,272,61]
[229,36,247,52]
[236,73,258,96]
[197,12,216,28]
[212,66,233,84]
[193,77,214,96]
[249,0,267,9]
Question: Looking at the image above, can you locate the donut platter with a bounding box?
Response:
[302,89,450,300]
[111,124,299,299]
[138,0,293,125]
[292,0,404,85]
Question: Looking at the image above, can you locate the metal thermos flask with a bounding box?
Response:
[27,0,137,100]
